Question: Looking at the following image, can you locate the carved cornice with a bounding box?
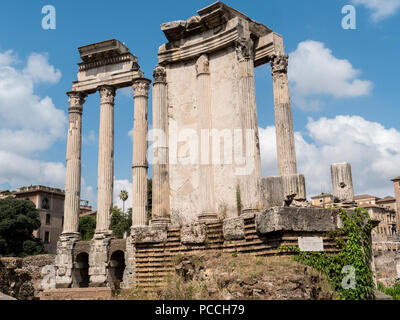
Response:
[132,79,151,98]
[67,91,86,114]
[78,53,139,72]
[270,54,288,77]
[195,54,209,76]
[153,66,167,84]
[99,85,116,104]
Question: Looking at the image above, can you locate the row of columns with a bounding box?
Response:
[62,50,299,235]
[62,78,155,239]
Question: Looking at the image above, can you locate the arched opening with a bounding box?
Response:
[108,250,126,289]
[72,252,90,288]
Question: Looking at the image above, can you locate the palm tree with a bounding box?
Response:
[119,190,129,214]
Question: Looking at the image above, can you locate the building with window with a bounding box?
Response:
[13,186,65,254]
[310,193,334,208]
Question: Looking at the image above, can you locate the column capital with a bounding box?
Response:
[99,85,116,104]
[195,54,209,76]
[153,66,167,84]
[235,39,255,62]
[270,54,289,77]
[132,78,151,98]
[67,91,87,113]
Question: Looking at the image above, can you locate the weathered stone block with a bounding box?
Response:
[261,176,284,208]
[130,225,167,244]
[223,217,245,241]
[282,174,306,200]
[181,223,206,244]
[256,207,339,234]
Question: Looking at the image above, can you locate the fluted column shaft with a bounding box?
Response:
[196,55,217,221]
[237,42,262,213]
[132,79,151,226]
[331,162,355,203]
[270,54,297,176]
[151,66,171,225]
[63,92,86,235]
[96,86,115,234]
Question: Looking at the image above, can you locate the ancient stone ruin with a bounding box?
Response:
[50,2,350,295]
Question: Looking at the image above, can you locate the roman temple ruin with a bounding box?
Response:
[51,2,354,293]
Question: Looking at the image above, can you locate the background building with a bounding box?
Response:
[13,186,65,253]
[1,186,93,253]
[310,193,334,208]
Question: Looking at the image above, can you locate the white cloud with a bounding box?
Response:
[288,40,373,110]
[23,53,61,84]
[0,47,66,190]
[352,0,400,21]
[0,150,65,188]
[83,130,96,146]
[114,179,133,212]
[260,115,400,199]
[81,178,97,209]
[0,50,17,67]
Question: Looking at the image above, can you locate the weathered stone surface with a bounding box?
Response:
[88,233,112,286]
[256,207,340,234]
[130,225,168,244]
[282,174,306,201]
[181,223,206,244]
[331,162,355,204]
[373,250,400,286]
[0,255,55,300]
[55,234,79,288]
[261,176,284,208]
[223,217,245,241]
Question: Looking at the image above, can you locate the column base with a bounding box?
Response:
[198,211,218,222]
[151,217,171,226]
[282,173,306,201]
[55,233,80,288]
[242,208,258,214]
[89,232,113,287]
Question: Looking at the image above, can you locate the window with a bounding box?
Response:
[46,214,51,225]
[44,231,50,243]
[42,197,50,210]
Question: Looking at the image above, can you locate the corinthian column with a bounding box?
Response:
[63,91,86,236]
[270,54,297,177]
[96,85,115,235]
[270,54,306,201]
[236,41,262,213]
[132,78,151,226]
[196,54,217,222]
[151,66,171,226]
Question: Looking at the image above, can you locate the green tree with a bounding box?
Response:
[111,207,131,239]
[79,215,96,241]
[0,197,44,257]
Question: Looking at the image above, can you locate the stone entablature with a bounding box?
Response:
[158,1,282,66]
[72,39,144,94]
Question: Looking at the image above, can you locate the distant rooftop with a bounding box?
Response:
[15,185,64,195]
[376,196,396,203]
[354,194,378,200]
[311,193,333,199]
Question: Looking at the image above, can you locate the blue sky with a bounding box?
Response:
[0,0,399,208]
